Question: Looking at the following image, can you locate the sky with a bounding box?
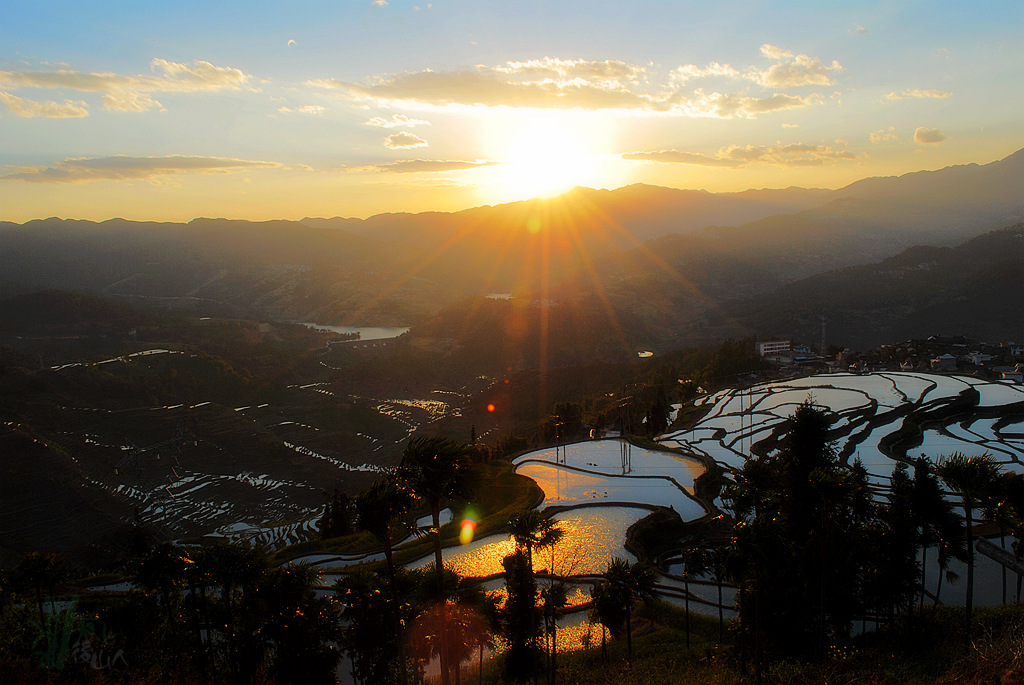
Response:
[1,0,1022,222]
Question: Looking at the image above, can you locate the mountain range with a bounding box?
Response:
[1,147,1022,350]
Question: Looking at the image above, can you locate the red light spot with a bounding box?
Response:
[487,403,496,413]
[504,379,510,384]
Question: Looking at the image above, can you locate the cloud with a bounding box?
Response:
[0,90,88,118]
[492,57,646,84]
[384,132,427,149]
[102,90,164,112]
[1,155,280,183]
[309,56,824,119]
[686,91,819,118]
[621,150,743,167]
[870,126,899,143]
[623,142,855,168]
[364,113,430,128]
[759,44,793,60]
[914,127,946,144]
[850,23,868,35]
[750,45,843,88]
[0,59,254,113]
[308,64,664,112]
[354,159,498,174]
[885,88,952,100]
[670,62,740,84]
[278,104,326,115]
[372,0,388,6]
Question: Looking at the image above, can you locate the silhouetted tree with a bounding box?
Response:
[399,434,474,685]
[602,557,655,667]
[15,552,66,626]
[937,453,1001,638]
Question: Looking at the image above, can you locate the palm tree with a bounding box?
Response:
[508,510,564,576]
[206,543,265,683]
[15,551,66,626]
[540,581,568,684]
[708,545,731,642]
[602,557,656,667]
[399,434,474,685]
[355,475,416,685]
[259,562,341,685]
[357,475,416,591]
[588,580,624,662]
[677,545,709,652]
[937,452,1001,637]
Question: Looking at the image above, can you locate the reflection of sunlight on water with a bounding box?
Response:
[554,615,606,652]
[411,508,644,579]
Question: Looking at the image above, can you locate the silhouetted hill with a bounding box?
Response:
[3,148,1021,335]
[729,224,1024,348]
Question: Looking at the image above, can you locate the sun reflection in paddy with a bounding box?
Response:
[411,507,645,578]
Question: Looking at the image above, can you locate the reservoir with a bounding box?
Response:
[300,323,410,340]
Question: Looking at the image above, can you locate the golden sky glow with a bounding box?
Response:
[1,2,1022,222]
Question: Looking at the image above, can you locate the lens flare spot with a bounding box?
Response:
[487,403,496,413]
[459,518,477,545]
[526,216,542,234]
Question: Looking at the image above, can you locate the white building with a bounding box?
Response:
[757,340,791,356]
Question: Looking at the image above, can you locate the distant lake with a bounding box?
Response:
[301,323,410,340]
[485,292,512,300]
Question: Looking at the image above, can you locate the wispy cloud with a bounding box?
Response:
[364,113,430,128]
[885,88,952,100]
[750,45,843,88]
[624,142,855,167]
[0,90,88,118]
[849,23,868,35]
[352,159,498,174]
[383,132,428,149]
[671,44,842,89]
[0,59,254,113]
[278,104,326,115]
[1,155,280,183]
[621,150,744,167]
[869,126,899,143]
[309,52,826,119]
[914,127,946,144]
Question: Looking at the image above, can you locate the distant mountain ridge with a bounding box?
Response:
[1,147,1021,343]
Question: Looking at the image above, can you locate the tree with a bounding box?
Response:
[708,545,731,642]
[355,476,416,591]
[411,566,496,685]
[257,563,341,685]
[937,453,1001,638]
[722,400,871,662]
[355,475,416,684]
[205,543,265,683]
[676,545,709,652]
[399,434,475,685]
[501,549,542,682]
[589,579,625,662]
[319,488,356,539]
[14,552,66,627]
[601,557,655,667]
[508,510,564,578]
[909,456,966,610]
[540,581,568,684]
[338,569,409,685]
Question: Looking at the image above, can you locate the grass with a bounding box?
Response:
[460,602,1024,685]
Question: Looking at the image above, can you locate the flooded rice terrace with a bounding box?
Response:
[303,372,1023,651]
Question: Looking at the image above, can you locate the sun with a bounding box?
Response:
[480,114,613,201]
